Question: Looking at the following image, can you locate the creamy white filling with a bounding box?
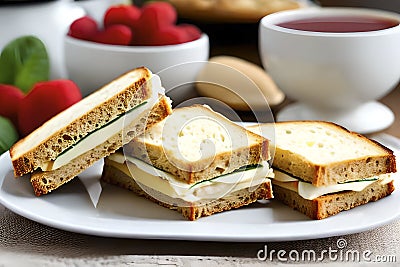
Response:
[273,170,393,200]
[42,74,165,171]
[108,153,273,202]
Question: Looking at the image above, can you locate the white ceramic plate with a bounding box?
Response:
[1,150,399,242]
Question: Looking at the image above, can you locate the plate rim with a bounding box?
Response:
[0,151,399,242]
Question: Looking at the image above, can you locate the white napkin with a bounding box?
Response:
[77,159,103,207]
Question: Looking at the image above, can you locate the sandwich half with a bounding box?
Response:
[248,121,397,220]
[10,67,172,196]
[101,105,274,220]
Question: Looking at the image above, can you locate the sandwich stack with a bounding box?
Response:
[10,67,172,196]
[248,121,397,219]
[102,105,274,220]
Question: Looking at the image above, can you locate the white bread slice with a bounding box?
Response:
[101,162,273,221]
[272,179,395,220]
[10,67,156,177]
[248,121,396,186]
[30,96,172,196]
[126,105,269,184]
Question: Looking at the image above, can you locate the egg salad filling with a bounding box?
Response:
[272,170,394,200]
[41,74,165,171]
[107,152,274,202]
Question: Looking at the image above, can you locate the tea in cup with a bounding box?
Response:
[259,7,400,133]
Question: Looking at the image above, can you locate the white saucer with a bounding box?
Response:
[277,101,394,134]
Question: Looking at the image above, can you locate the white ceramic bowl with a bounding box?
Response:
[64,34,209,101]
[259,7,400,133]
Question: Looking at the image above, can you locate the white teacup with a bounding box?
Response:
[259,7,400,133]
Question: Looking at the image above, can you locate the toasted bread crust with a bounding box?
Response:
[272,180,395,219]
[30,96,172,196]
[101,163,273,220]
[248,121,397,186]
[11,67,153,177]
[127,105,270,184]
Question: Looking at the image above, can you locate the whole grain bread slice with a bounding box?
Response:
[248,121,396,186]
[126,105,269,184]
[10,67,155,177]
[30,95,172,196]
[272,178,395,219]
[101,163,273,221]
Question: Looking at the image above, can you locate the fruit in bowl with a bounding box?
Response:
[68,2,202,46]
[64,2,209,99]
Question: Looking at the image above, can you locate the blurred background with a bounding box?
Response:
[318,0,399,12]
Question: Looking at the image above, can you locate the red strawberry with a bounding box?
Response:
[0,84,24,128]
[152,26,192,45]
[104,5,141,30]
[93,24,132,45]
[140,2,177,29]
[68,16,99,41]
[18,80,82,137]
[178,24,202,42]
[133,2,178,45]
